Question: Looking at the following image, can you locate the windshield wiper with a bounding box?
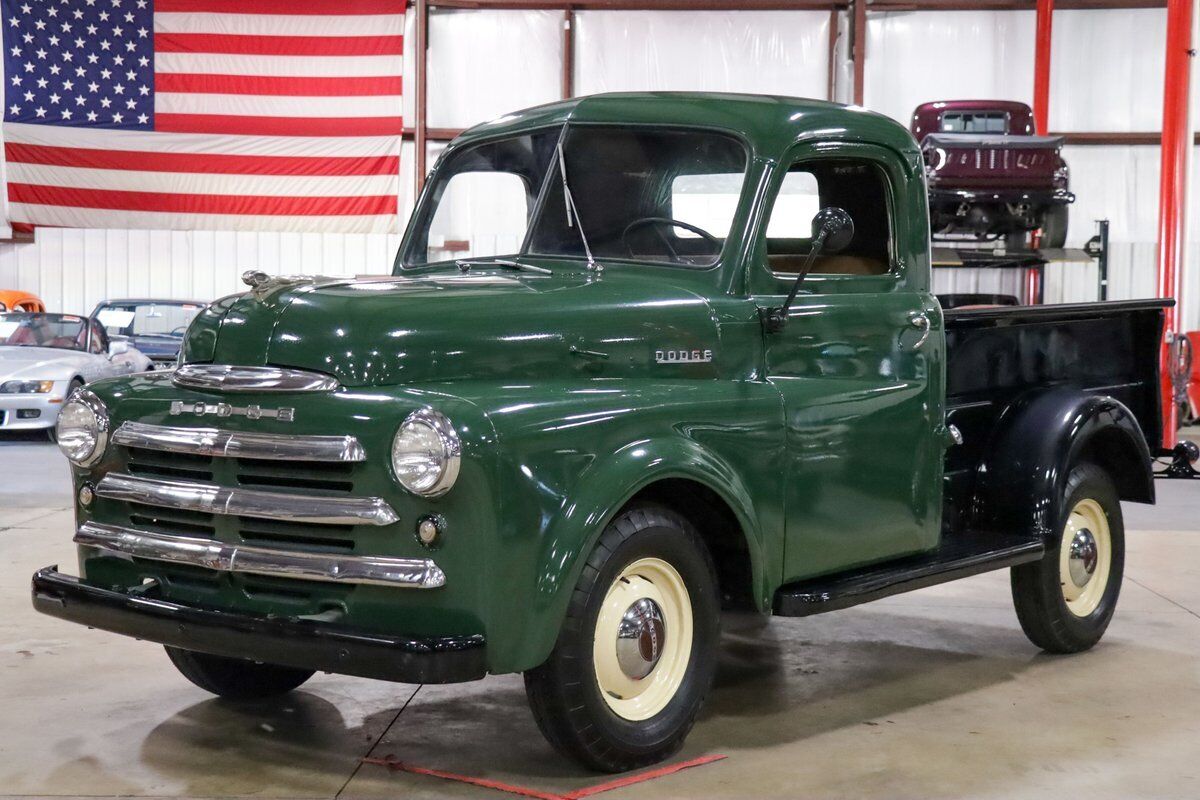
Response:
[555,142,599,272]
[454,257,552,275]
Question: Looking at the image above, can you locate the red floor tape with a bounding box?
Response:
[361,753,727,799]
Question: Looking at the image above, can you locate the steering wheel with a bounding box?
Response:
[621,217,721,262]
[170,326,188,335]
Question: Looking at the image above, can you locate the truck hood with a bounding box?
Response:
[186,270,725,387]
[0,346,92,381]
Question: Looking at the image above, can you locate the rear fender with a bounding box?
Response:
[973,388,1153,540]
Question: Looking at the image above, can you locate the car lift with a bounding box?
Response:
[931,219,1111,307]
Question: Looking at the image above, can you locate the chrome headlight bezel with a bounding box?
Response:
[56,389,110,467]
[390,408,461,498]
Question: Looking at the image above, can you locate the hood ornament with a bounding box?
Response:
[240,270,350,300]
[241,269,271,288]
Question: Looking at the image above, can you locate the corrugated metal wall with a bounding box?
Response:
[0,228,403,314]
[0,7,1197,331]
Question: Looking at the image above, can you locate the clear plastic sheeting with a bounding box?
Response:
[1050,9,1167,132]
[427,10,564,130]
[575,11,831,99]
[865,11,1034,126]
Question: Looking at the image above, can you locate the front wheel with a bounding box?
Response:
[1010,463,1124,653]
[165,646,314,700]
[524,504,719,772]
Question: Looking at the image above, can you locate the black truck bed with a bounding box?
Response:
[942,299,1169,531]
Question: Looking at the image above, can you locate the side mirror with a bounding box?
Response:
[108,339,129,357]
[811,206,855,254]
[762,206,855,333]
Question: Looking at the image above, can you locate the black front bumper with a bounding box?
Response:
[32,567,487,684]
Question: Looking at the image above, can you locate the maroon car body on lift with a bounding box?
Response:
[912,100,1074,248]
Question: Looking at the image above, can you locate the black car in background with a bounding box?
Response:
[90,299,205,370]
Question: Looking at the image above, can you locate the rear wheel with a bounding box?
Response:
[1011,463,1124,653]
[524,504,719,772]
[165,646,314,700]
[1040,203,1070,249]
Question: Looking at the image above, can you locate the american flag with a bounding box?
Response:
[2,0,403,234]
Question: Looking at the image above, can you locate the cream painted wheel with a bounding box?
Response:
[592,557,693,722]
[1058,498,1112,617]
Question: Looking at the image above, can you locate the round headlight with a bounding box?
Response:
[391,409,460,497]
[56,390,109,467]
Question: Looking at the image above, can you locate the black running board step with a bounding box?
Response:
[773,535,1044,617]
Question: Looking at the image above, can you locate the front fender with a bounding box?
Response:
[974,388,1153,540]
[470,379,783,674]
[508,435,774,674]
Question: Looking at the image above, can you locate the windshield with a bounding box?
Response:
[95,302,201,339]
[0,313,86,350]
[400,125,748,270]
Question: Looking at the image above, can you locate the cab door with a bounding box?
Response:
[749,143,945,582]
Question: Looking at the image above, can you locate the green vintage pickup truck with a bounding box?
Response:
[35,93,1168,772]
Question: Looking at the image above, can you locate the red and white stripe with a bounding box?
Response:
[6,0,403,234]
[153,0,403,137]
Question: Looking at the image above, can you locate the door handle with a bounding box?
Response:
[907,312,931,350]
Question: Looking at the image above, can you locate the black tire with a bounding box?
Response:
[165,646,314,700]
[1040,203,1069,249]
[524,504,720,772]
[1004,230,1028,251]
[1011,463,1124,653]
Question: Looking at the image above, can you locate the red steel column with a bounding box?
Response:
[1156,0,1194,448]
[414,0,429,195]
[852,0,866,106]
[1032,0,1053,135]
[1026,0,1052,303]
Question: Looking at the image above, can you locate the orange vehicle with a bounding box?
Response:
[0,290,44,313]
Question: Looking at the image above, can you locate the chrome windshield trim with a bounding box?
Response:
[95,473,399,527]
[173,364,341,393]
[75,521,445,589]
[112,421,365,462]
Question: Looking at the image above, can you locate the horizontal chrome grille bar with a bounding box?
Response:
[112,421,365,462]
[95,473,398,527]
[174,364,340,393]
[75,521,444,589]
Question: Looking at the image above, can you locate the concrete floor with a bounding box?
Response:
[3,430,1200,800]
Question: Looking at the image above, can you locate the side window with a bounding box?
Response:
[426,172,530,264]
[764,159,892,277]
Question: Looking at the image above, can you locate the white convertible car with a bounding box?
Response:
[0,312,150,437]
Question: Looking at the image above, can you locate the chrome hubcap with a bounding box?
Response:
[1068,528,1099,588]
[615,597,666,680]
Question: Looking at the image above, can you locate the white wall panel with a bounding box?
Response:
[427,10,563,130]
[1050,9,1166,131]
[575,11,830,99]
[865,11,1035,126]
[0,227,401,316]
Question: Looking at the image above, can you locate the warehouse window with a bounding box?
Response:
[940,111,1008,133]
[764,159,892,276]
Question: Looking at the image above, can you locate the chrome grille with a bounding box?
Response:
[90,421,444,590]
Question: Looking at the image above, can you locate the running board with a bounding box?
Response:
[773,535,1045,617]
